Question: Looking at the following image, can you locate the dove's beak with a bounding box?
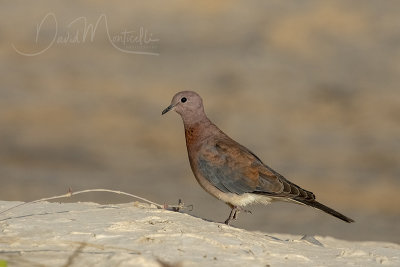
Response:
[162,104,175,115]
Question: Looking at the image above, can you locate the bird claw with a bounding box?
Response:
[224,206,253,225]
[224,219,231,225]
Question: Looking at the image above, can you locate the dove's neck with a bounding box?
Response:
[182,113,216,147]
[180,108,209,128]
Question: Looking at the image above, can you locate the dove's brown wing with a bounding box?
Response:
[197,138,314,200]
[197,138,268,194]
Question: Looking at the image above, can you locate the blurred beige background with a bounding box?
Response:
[1,1,399,243]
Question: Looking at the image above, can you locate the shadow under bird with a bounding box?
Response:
[162,91,354,225]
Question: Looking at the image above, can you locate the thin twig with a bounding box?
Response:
[62,242,86,267]
[0,188,188,216]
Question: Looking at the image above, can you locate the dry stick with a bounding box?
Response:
[0,188,186,216]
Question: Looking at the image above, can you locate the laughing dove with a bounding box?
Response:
[162,91,354,225]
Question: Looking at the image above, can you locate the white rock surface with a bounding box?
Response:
[0,201,399,266]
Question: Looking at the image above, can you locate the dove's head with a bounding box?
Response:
[162,91,206,124]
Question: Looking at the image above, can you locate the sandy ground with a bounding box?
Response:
[0,200,399,267]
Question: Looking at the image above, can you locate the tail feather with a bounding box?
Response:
[295,199,354,223]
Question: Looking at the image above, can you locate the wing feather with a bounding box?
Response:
[197,138,284,195]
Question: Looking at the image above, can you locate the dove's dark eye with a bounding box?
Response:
[181,97,187,103]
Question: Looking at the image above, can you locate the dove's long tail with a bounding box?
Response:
[294,199,354,223]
